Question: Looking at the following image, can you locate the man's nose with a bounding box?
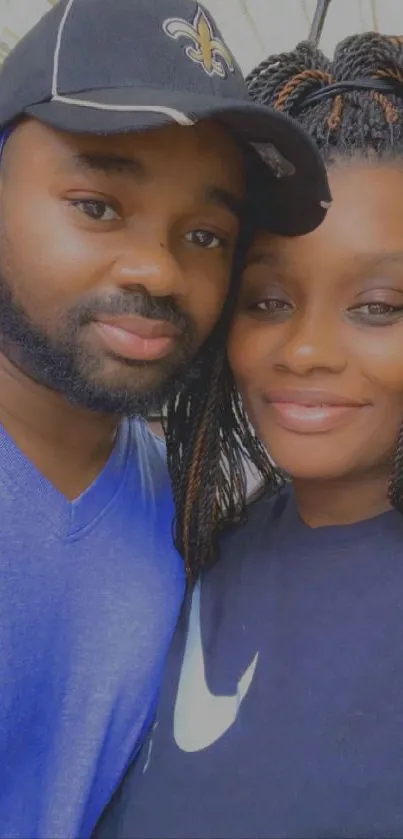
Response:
[111,238,186,299]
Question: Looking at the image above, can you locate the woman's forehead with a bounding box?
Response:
[247,163,403,272]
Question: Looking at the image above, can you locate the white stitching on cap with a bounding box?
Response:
[50,0,195,127]
[51,93,195,125]
[52,0,76,97]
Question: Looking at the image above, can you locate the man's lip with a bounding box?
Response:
[92,316,181,361]
[94,315,181,339]
[263,389,369,407]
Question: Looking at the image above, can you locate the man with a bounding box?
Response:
[0,0,330,836]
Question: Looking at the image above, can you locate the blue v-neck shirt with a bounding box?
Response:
[0,418,184,838]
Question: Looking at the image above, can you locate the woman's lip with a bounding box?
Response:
[93,321,177,361]
[267,401,366,434]
[264,389,366,407]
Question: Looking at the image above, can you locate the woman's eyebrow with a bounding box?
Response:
[353,250,403,269]
[245,250,280,268]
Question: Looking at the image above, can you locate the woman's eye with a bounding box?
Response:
[70,199,120,222]
[185,230,225,249]
[351,302,403,320]
[254,299,292,313]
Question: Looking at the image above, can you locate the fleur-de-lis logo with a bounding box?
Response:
[163,5,235,79]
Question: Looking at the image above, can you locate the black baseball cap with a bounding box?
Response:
[0,0,332,235]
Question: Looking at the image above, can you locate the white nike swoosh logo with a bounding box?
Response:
[174,580,259,752]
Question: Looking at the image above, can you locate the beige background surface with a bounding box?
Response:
[0,1,402,73]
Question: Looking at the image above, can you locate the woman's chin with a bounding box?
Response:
[278,464,347,482]
[265,447,355,483]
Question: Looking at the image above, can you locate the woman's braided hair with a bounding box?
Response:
[246,34,403,156]
[165,32,403,581]
[163,218,281,582]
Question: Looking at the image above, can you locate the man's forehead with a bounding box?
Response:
[5,118,244,215]
[16,117,239,162]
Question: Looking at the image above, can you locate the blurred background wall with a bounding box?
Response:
[0,1,402,72]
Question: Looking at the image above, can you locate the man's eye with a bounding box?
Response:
[70,199,120,222]
[185,230,225,249]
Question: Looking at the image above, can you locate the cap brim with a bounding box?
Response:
[26,87,331,236]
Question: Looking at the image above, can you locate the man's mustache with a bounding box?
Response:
[76,291,190,332]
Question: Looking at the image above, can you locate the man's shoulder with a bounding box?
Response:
[130,418,166,458]
[127,419,169,493]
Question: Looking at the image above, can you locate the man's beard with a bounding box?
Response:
[0,270,199,417]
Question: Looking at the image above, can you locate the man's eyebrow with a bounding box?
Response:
[63,155,243,217]
[66,151,147,180]
[206,187,244,220]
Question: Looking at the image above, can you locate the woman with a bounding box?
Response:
[95,33,403,839]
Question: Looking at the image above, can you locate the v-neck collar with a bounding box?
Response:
[0,418,132,538]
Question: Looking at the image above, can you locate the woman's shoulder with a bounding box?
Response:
[198,483,291,600]
[220,482,291,556]
[245,481,291,527]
